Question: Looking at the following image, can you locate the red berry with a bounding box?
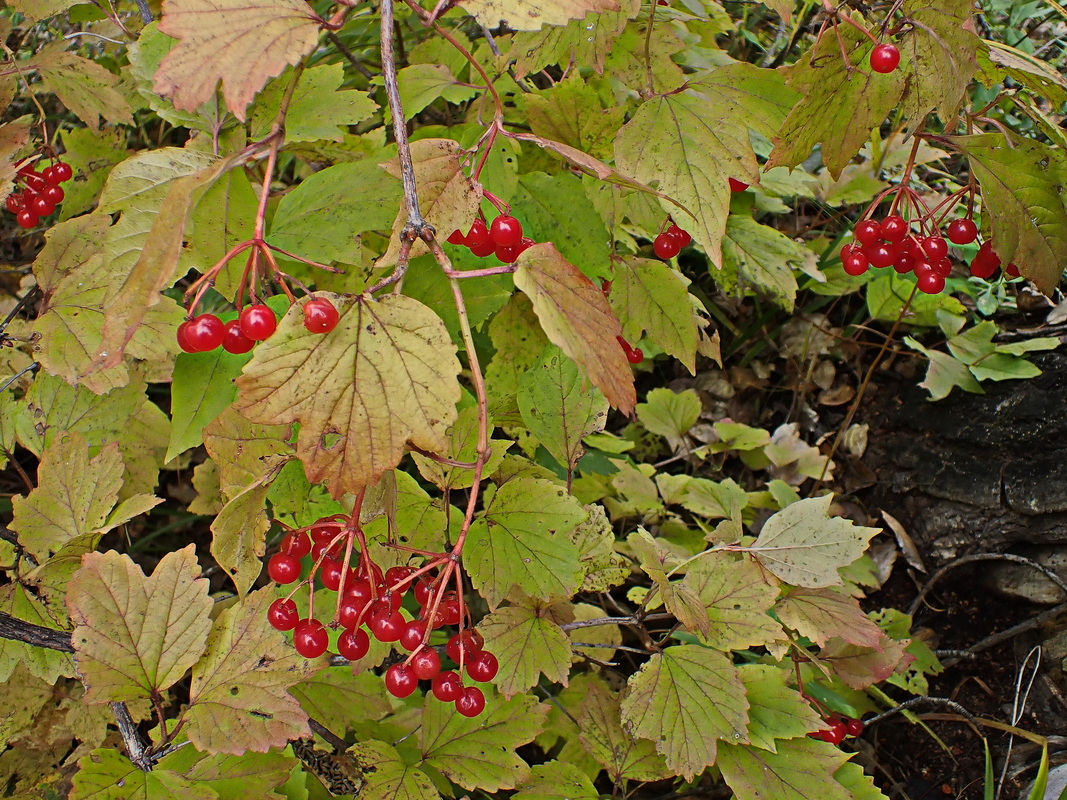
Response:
[916,270,945,294]
[921,236,948,260]
[432,671,463,702]
[411,648,442,680]
[50,161,73,183]
[933,257,953,277]
[446,630,484,663]
[653,232,682,260]
[176,321,196,353]
[41,184,64,206]
[368,608,404,642]
[385,664,418,698]
[222,319,255,354]
[413,578,434,606]
[495,240,529,263]
[455,686,486,717]
[30,194,55,217]
[466,649,498,682]
[345,578,374,605]
[185,314,225,352]
[1006,262,1021,278]
[303,297,338,334]
[400,620,428,651]
[865,242,898,269]
[320,558,344,592]
[465,218,491,249]
[447,229,467,246]
[268,553,302,584]
[879,215,908,243]
[947,218,978,245]
[895,252,915,274]
[282,531,311,559]
[971,241,1001,279]
[337,595,369,629]
[239,304,277,341]
[470,238,496,258]
[337,627,370,660]
[853,219,881,246]
[489,215,523,247]
[845,718,864,737]
[870,43,900,74]
[617,336,644,364]
[267,598,299,631]
[385,566,414,589]
[668,225,692,247]
[22,172,46,193]
[15,209,38,229]
[293,619,329,658]
[728,178,749,192]
[5,193,23,213]
[439,599,461,626]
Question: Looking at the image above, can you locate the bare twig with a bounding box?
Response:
[0,610,74,652]
[381,0,426,231]
[865,695,981,731]
[308,718,350,752]
[111,701,153,770]
[908,552,1067,617]
[327,31,375,79]
[133,0,153,23]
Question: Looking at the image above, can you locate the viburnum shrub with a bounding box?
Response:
[0,0,1055,798]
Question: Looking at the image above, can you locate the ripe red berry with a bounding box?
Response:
[22,172,46,193]
[49,161,73,183]
[337,627,370,660]
[653,232,682,260]
[916,270,945,294]
[455,686,486,717]
[895,252,915,274]
[870,43,901,74]
[239,304,277,341]
[385,664,418,698]
[446,630,484,663]
[320,558,344,592]
[845,718,864,737]
[947,218,978,245]
[466,650,498,682]
[176,321,196,353]
[921,236,948,260]
[267,598,299,631]
[668,225,692,247]
[30,194,55,217]
[879,215,908,243]
[413,578,434,606]
[432,671,463,702]
[617,336,644,364]
[41,185,64,206]
[489,215,523,247]
[337,595,369,629]
[222,319,255,354]
[728,178,749,192]
[865,242,897,269]
[853,219,881,246]
[5,193,23,213]
[293,619,329,658]
[184,314,225,352]
[933,257,953,277]
[495,238,534,264]
[970,241,1001,279]
[282,531,311,559]
[439,598,461,626]
[466,218,491,249]
[368,608,404,642]
[15,209,38,229]
[400,620,428,651]
[1006,262,1021,278]
[268,553,302,584]
[344,578,374,605]
[411,648,442,680]
[303,297,339,334]
[447,229,467,246]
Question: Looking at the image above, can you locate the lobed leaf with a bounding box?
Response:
[479,600,572,697]
[609,257,699,373]
[717,736,854,800]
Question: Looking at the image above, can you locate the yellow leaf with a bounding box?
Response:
[459,0,619,30]
[31,45,133,131]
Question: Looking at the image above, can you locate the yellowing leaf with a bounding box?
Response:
[235,293,461,498]
[775,586,886,649]
[0,582,75,684]
[252,63,378,143]
[421,691,547,790]
[511,6,633,76]
[738,664,825,753]
[717,736,854,800]
[721,214,818,311]
[71,748,216,800]
[411,404,512,490]
[155,0,322,120]
[577,680,671,782]
[31,45,133,131]
[66,546,212,704]
[610,256,699,372]
[291,668,392,736]
[513,761,598,800]
[620,644,749,779]
[202,407,293,500]
[479,599,572,697]
[352,740,440,800]
[210,473,276,597]
[460,0,618,30]
[747,495,879,588]
[466,476,585,608]
[514,244,635,414]
[819,635,912,690]
[186,587,322,755]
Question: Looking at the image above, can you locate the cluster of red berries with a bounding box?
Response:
[840,215,1013,293]
[652,220,692,260]
[6,160,72,229]
[448,214,535,264]
[176,297,338,355]
[810,715,864,745]
[600,280,643,364]
[870,43,900,74]
[266,518,497,717]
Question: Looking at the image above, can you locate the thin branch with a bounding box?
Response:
[381,0,425,229]
[132,0,153,23]
[308,718,350,752]
[0,610,74,652]
[326,31,375,79]
[111,701,153,770]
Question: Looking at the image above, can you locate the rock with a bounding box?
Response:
[985,546,1067,605]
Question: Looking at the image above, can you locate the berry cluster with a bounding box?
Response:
[176,297,338,355]
[810,714,864,745]
[840,214,1013,293]
[266,517,497,717]
[6,160,72,229]
[448,214,534,263]
[652,219,692,260]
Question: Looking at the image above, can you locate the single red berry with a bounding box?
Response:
[176,321,197,353]
[385,566,414,590]
[853,219,882,246]
[829,719,849,744]
[267,598,299,631]
[368,608,404,642]
[466,218,491,248]
[293,619,329,658]
[971,241,1001,276]
[16,162,37,177]
[222,319,255,354]
[5,193,23,213]
[495,241,526,263]
[617,336,644,364]
[303,297,339,334]
[268,553,302,584]
[842,255,868,276]
[385,663,419,698]
[894,252,915,274]
[845,718,864,737]
[447,630,484,663]
[455,686,486,717]
[728,178,749,192]
[489,215,523,247]
[50,161,73,183]
[344,577,374,604]
[921,236,948,260]
[30,194,55,217]
[469,238,496,258]
[432,671,464,702]
[879,215,908,243]
[282,531,311,559]
[447,229,468,246]
[15,209,38,229]
[338,595,369,629]
[870,43,901,74]
[439,599,461,626]
[22,172,46,193]
[1006,262,1021,278]
[947,218,979,245]
[466,649,498,682]
[933,257,953,277]
[866,242,898,269]
[185,314,225,352]
[400,620,428,651]
[413,578,434,606]
[411,648,442,680]
[320,558,344,592]
[653,232,682,260]
[668,225,692,247]
[41,184,64,206]
[600,279,612,295]
[337,627,370,660]
[916,270,945,294]
[42,165,63,186]
[239,304,277,341]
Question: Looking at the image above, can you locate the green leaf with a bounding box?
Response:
[485,293,551,422]
[167,345,255,463]
[904,336,984,400]
[511,5,633,77]
[748,495,880,588]
[56,128,127,221]
[576,679,671,782]
[514,244,635,414]
[421,691,546,790]
[636,388,701,449]
[620,644,749,779]
[70,748,216,800]
[775,587,886,649]
[401,253,514,344]
[411,404,512,490]
[866,270,965,327]
[394,64,478,121]
[352,740,439,800]
[467,476,585,607]
[252,63,377,142]
[290,668,392,737]
[66,546,212,704]
[234,293,461,499]
[609,256,699,373]
[459,0,618,30]
[721,214,818,311]
[949,133,1067,293]
[769,18,906,179]
[479,597,572,697]
[186,587,323,755]
[159,747,300,800]
[833,760,891,800]
[739,664,825,752]
[681,551,785,651]
[210,472,276,596]
[518,345,608,473]
[978,40,1067,106]
[717,736,854,800]
[524,73,624,161]
[202,407,293,499]
[0,582,75,684]
[513,761,598,800]
[30,45,133,130]
[180,170,260,300]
